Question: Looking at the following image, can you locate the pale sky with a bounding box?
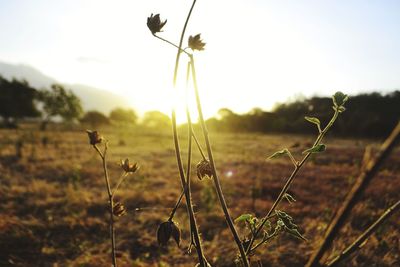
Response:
[1,0,399,119]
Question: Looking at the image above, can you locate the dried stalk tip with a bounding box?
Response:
[196,159,213,180]
[86,130,102,145]
[147,13,167,34]
[157,220,181,247]
[113,202,127,217]
[119,158,139,173]
[188,34,206,51]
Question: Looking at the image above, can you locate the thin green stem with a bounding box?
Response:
[189,55,250,267]
[286,150,298,166]
[250,231,280,254]
[247,109,340,255]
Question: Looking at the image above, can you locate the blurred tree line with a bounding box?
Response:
[205,91,400,138]
[0,75,170,130]
[1,74,398,137]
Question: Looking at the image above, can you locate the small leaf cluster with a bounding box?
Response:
[332,91,349,112]
[275,210,307,241]
[235,211,306,253]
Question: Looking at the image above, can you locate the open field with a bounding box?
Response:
[0,126,399,267]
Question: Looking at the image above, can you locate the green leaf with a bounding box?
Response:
[304,116,320,126]
[267,149,288,160]
[275,219,285,232]
[285,227,308,242]
[302,144,326,154]
[276,210,297,229]
[263,220,272,232]
[234,214,253,223]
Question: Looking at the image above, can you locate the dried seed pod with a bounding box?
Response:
[170,221,181,247]
[188,34,206,51]
[119,158,139,173]
[147,13,167,34]
[196,159,213,180]
[86,130,102,145]
[157,220,181,247]
[113,202,127,217]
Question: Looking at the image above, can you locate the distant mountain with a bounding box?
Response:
[0,61,131,114]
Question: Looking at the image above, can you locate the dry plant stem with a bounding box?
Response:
[306,121,400,267]
[93,144,117,267]
[112,172,128,196]
[247,109,340,254]
[154,34,191,56]
[192,130,207,160]
[170,3,206,261]
[326,200,400,267]
[185,96,197,252]
[168,65,206,226]
[168,189,186,221]
[189,56,250,267]
[183,61,205,260]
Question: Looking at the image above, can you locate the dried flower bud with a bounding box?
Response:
[188,34,206,51]
[119,158,139,173]
[196,159,213,180]
[86,130,102,145]
[113,202,127,217]
[170,221,181,247]
[147,13,167,34]
[157,220,181,247]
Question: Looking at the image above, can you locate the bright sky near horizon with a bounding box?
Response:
[0,0,399,120]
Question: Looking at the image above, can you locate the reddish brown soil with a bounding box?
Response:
[0,127,399,266]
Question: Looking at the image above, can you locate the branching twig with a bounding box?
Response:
[112,172,129,196]
[327,200,400,267]
[93,143,117,267]
[247,108,341,254]
[306,121,400,267]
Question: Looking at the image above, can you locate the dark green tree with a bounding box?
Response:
[109,107,138,125]
[142,110,171,129]
[37,84,83,130]
[0,76,40,128]
[80,110,110,128]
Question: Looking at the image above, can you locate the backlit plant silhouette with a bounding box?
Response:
[146,1,400,267]
[146,1,349,266]
[86,130,139,267]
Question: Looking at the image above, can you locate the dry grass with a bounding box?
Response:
[0,126,399,266]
